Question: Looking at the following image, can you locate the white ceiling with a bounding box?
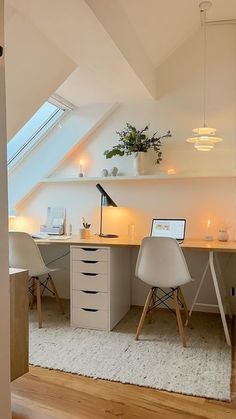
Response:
[118,0,236,67]
[5,0,236,108]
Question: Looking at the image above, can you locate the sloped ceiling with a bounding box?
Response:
[5,2,76,139]
[5,0,236,135]
[115,0,236,67]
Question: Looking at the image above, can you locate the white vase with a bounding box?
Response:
[133,152,146,175]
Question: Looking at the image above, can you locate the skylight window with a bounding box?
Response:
[7,100,70,167]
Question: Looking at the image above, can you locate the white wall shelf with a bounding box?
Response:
[41,172,236,183]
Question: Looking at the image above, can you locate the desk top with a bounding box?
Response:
[35,235,236,252]
[9,268,28,276]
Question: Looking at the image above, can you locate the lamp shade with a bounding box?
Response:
[186,2,224,151]
[96,184,117,207]
[186,127,223,151]
[96,184,118,238]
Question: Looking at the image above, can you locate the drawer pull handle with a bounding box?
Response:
[81,272,98,276]
[81,248,98,252]
[82,291,98,294]
[82,308,98,312]
[81,260,98,264]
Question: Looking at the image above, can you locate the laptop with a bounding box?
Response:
[150,218,186,243]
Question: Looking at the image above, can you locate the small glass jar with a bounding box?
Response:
[128,224,135,240]
[218,229,229,242]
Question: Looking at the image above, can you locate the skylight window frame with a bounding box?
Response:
[7,97,74,169]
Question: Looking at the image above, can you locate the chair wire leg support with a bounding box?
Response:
[135,286,188,346]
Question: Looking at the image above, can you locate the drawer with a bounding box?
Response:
[72,272,108,292]
[72,260,108,274]
[72,290,108,310]
[71,247,108,262]
[71,307,108,330]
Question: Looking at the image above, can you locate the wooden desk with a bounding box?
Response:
[36,236,235,345]
[36,235,236,252]
[9,268,29,381]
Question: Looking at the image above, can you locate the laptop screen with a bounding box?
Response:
[151,219,186,241]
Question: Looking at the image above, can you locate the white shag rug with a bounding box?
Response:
[29,300,232,401]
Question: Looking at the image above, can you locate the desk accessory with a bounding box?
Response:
[96,183,118,238]
[80,218,91,238]
[205,219,213,241]
[82,217,91,229]
[80,228,90,239]
[40,206,65,235]
[218,229,229,242]
[128,224,135,240]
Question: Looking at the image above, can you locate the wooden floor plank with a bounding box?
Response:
[11,365,236,419]
[11,311,236,419]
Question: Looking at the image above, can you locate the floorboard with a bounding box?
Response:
[11,312,236,419]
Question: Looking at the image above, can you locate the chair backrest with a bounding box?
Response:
[135,237,192,288]
[9,231,48,277]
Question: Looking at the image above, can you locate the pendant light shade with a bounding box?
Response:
[186,1,223,151]
[186,127,223,151]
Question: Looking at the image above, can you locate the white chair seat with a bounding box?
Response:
[9,232,64,328]
[135,237,193,347]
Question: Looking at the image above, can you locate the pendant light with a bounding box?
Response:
[186,1,223,151]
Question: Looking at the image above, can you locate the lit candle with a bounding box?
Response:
[205,219,213,241]
[79,159,84,177]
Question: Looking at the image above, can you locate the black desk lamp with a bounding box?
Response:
[96,184,118,238]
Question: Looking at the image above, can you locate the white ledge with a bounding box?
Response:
[40,172,236,183]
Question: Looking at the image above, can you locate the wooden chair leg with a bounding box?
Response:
[36,278,43,328]
[178,287,191,327]
[174,288,187,347]
[29,277,35,309]
[135,288,153,340]
[48,275,64,314]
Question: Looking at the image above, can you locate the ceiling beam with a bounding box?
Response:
[85,0,157,99]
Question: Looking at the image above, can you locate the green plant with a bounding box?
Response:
[104,123,172,164]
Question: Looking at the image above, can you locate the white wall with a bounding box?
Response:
[0,1,11,416]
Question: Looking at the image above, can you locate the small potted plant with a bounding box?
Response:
[104,123,172,175]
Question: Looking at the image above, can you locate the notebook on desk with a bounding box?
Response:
[150,219,186,243]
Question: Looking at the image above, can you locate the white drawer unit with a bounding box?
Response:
[70,245,130,331]
[72,307,108,330]
[72,260,108,274]
[72,272,108,292]
[72,290,108,310]
[71,247,108,262]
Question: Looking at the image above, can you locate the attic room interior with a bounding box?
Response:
[1,0,236,418]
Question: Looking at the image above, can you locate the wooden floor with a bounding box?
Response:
[11,316,236,419]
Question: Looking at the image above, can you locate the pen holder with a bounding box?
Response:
[80,228,90,239]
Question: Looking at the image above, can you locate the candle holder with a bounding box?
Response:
[78,160,84,177]
[205,219,213,241]
[205,233,213,241]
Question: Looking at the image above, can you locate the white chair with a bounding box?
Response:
[9,231,64,328]
[135,237,193,347]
